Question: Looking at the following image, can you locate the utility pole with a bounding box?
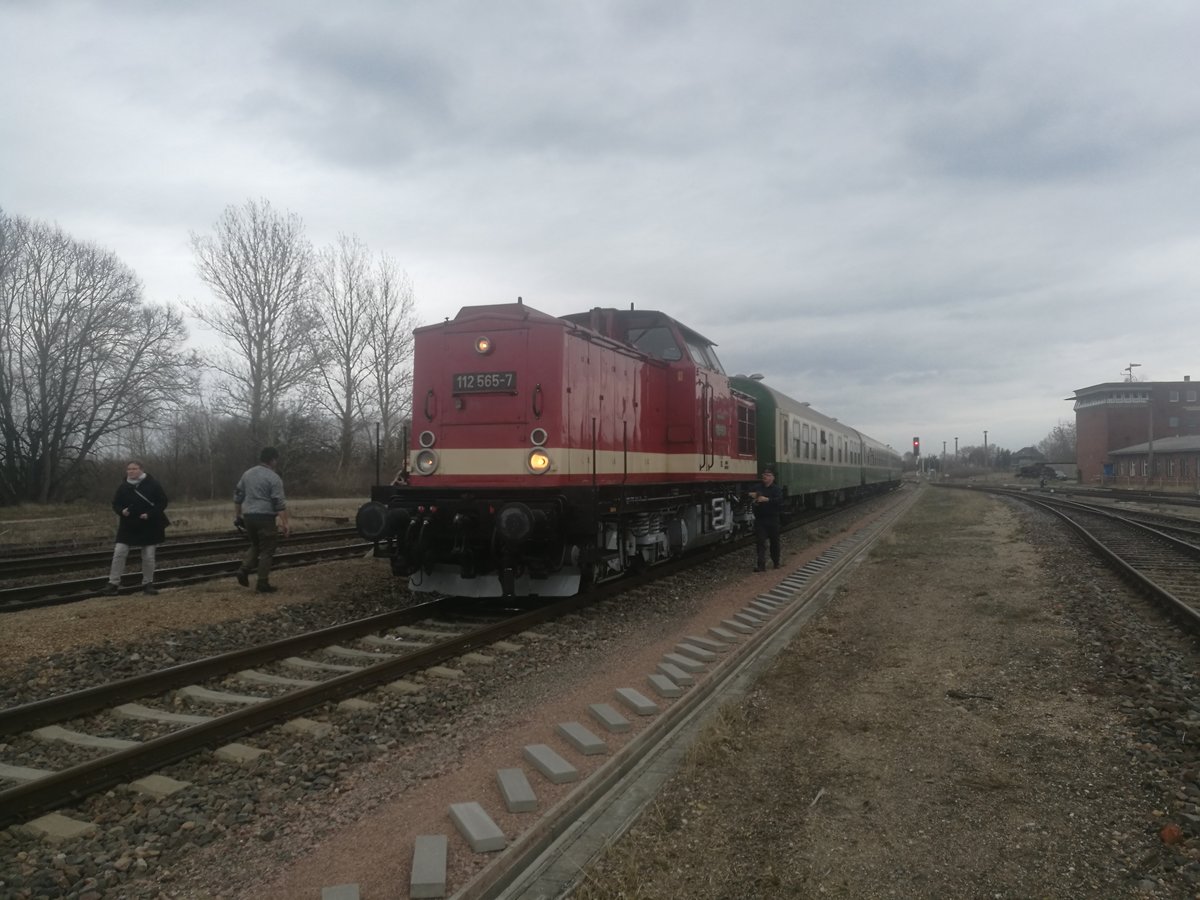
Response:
[983,430,989,470]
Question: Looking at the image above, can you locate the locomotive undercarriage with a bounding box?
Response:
[356,482,757,598]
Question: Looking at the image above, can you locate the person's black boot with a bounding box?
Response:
[256,583,278,594]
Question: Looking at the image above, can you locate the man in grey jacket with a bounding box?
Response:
[234,446,291,593]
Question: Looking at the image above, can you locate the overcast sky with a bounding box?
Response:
[4,0,1198,455]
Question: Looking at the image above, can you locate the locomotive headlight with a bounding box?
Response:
[418,430,436,448]
[474,335,493,355]
[415,449,439,475]
[526,448,552,474]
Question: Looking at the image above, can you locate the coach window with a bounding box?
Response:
[792,421,802,457]
[820,429,827,461]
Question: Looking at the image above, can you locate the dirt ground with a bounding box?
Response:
[575,486,1198,899]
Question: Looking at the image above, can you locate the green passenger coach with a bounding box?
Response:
[729,375,901,510]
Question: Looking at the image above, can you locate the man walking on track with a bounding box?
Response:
[234,446,290,593]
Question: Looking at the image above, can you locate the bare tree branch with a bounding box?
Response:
[188,198,316,447]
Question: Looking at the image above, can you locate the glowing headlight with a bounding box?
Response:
[527,449,551,474]
[474,336,493,355]
[415,449,439,475]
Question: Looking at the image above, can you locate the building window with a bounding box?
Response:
[1142,460,1149,476]
[1168,459,1176,476]
[1170,390,1180,402]
[1188,390,1197,402]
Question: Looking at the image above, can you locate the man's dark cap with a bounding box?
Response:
[260,446,280,464]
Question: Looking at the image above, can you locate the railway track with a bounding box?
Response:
[0,532,369,613]
[944,485,1200,628]
[0,527,357,579]
[0,596,574,829]
[0,490,903,838]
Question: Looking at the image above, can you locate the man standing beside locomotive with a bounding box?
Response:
[750,468,783,572]
[233,446,290,593]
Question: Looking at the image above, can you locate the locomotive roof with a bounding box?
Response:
[561,307,719,348]
[420,301,565,331]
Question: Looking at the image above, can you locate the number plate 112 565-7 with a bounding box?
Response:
[452,371,517,393]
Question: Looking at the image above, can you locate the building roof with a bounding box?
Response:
[1109,436,1200,455]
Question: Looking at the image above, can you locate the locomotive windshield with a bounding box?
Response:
[626,325,683,361]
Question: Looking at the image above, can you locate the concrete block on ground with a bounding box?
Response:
[32,725,139,751]
[321,885,360,900]
[754,595,783,607]
[497,768,537,812]
[20,812,98,844]
[615,687,659,716]
[359,635,427,651]
[114,703,211,726]
[556,721,607,755]
[763,589,793,601]
[176,685,266,706]
[657,661,695,685]
[708,626,741,642]
[683,635,728,652]
[747,602,778,617]
[588,702,631,733]
[460,652,495,665]
[282,717,334,738]
[336,698,377,712]
[663,652,706,673]
[395,625,460,640]
[735,612,765,627]
[213,742,269,765]
[411,834,448,898]
[0,762,53,783]
[523,743,580,783]
[492,640,522,652]
[234,669,320,688]
[648,673,683,698]
[283,656,361,673]
[127,774,190,798]
[720,618,754,634]
[675,643,717,663]
[449,801,506,852]
[326,644,397,661]
[383,679,422,695]
[428,665,464,680]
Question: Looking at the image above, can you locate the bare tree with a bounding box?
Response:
[1038,420,1077,462]
[364,254,418,473]
[189,199,316,448]
[0,209,194,503]
[310,234,374,474]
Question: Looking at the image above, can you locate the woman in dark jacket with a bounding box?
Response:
[103,460,169,596]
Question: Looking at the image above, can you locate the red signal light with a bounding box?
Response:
[912,436,920,456]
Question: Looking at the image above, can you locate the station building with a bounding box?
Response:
[1071,377,1200,488]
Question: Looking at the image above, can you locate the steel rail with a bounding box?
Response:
[0,543,374,612]
[0,527,357,578]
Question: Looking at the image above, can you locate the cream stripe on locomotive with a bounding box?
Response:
[412,447,759,478]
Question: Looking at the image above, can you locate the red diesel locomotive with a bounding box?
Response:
[355,299,895,597]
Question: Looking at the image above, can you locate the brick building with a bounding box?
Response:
[1070,377,1199,485]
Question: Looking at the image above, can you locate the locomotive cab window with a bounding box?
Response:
[627,325,683,361]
